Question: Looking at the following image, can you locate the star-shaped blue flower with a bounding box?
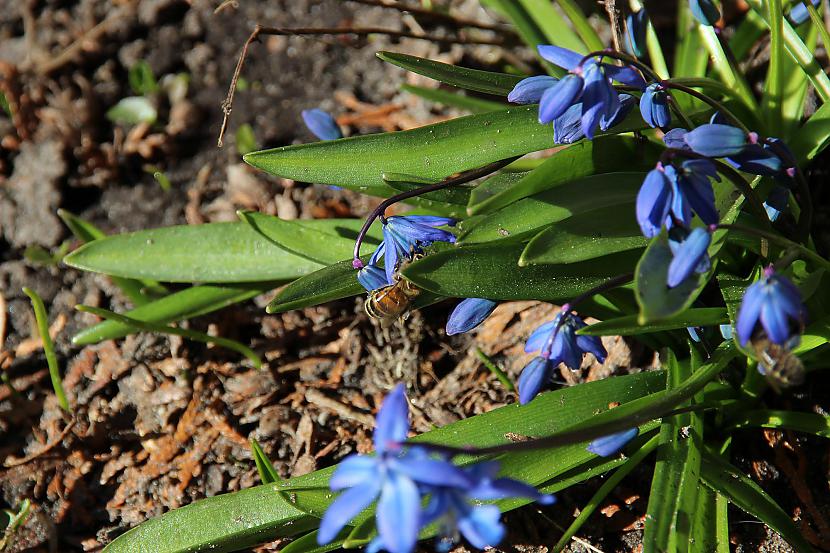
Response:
[369,215,456,284]
[736,267,805,346]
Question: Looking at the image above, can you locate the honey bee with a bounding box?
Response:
[364,255,422,326]
[750,333,805,392]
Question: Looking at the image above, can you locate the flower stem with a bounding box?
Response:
[716,223,830,271]
[352,156,521,266]
[579,49,661,82]
[659,80,751,134]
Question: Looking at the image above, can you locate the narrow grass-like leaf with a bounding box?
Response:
[727,409,830,438]
[250,439,281,484]
[745,0,830,102]
[697,25,757,110]
[103,371,666,553]
[700,449,816,553]
[400,84,506,113]
[643,352,702,553]
[281,531,345,553]
[780,24,816,140]
[792,101,830,162]
[376,51,521,96]
[553,434,660,553]
[690,485,730,553]
[519,203,646,265]
[635,233,712,324]
[674,7,708,109]
[76,305,262,369]
[729,8,766,61]
[64,222,323,283]
[762,0,784,134]
[578,307,728,336]
[517,0,586,53]
[479,0,563,74]
[475,347,514,391]
[404,243,640,302]
[244,107,554,202]
[22,288,69,412]
[58,209,158,306]
[461,173,645,244]
[556,0,604,51]
[467,136,660,215]
[72,283,275,346]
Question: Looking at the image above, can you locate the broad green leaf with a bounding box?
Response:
[792,101,830,162]
[106,96,157,125]
[517,0,586,53]
[376,52,522,96]
[281,531,344,553]
[250,439,281,484]
[635,233,713,324]
[578,307,728,336]
[267,258,363,314]
[461,172,645,245]
[244,107,553,203]
[643,352,702,553]
[466,170,529,212]
[701,450,816,553]
[519,203,646,265]
[553,434,660,553]
[727,409,830,438]
[794,319,830,355]
[467,136,660,215]
[690,486,730,553]
[63,222,323,283]
[237,213,381,265]
[58,209,158,306]
[73,283,275,345]
[403,243,640,301]
[381,174,472,205]
[104,371,666,553]
[400,84,506,114]
[22,288,69,412]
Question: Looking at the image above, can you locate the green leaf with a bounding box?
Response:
[63,222,324,283]
[22,288,70,412]
[104,371,667,553]
[467,136,660,215]
[58,209,157,306]
[76,305,262,368]
[128,60,158,95]
[727,409,830,438]
[792,100,830,162]
[267,258,362,314]
[690,485,730,553]
[635,233,712,324]
[780,24,816,141]
[461,172,645,245]
[381,173,471,205]
[250,439,281,484]
[516,0,587,53]
[244,107,554,203]
[701,449,816,553]
[553,434,660,553]
[281,531,345,553]
[519,203,646,266]
[376,51,522,96]
[762,0,784,134]
[400,84,506,114]
[403,243,640,301]
[554,0,604,52]
[643,352,702,553]
[237,213,381,265]
[106,96,157,125]
[478,0,562,74]
[578,307,728,336]
[236,124,258,156]
[697,25,757,112]
[72,283,274,345]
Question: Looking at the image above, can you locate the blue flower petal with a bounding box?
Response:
[736,282,764,345]
[539,74,584,124]
[683,124,748,157]
[393,456,472,489]
[358,264,391,292]
[603,64,646,89]
[508,76,559,104]
[537,45,583,70]
[663,128,690,150]
[636,168,673,238]
[317,481,381,545]
[587,428,639,456]
[640,83,671,128]
[600,93,636,132]
[376,471,422,553]
[553,102,584,144]
[667,228,711,288]
[302,109,343,141]
[472,476,555,504]
[518,356,554,404]
[330,454,380,490]
[760,293,791,344]
[457,505,505,550]
[625,8,649,57]
[789,0,820,25]
[374,384,409,453]
[575,334,607,363]
[446,298,498,335]
[525,320,557,353]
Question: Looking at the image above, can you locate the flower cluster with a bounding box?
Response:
[517,306,607,404]
[318,385,553,553]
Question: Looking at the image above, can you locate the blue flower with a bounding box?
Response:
[507,76,559,104]
[789,0,820,25]
[553,94,636,144]
[689,0,721,26]
[663,127,691,150]
[318,384,471,553]
[539,74,584,124]
[625,9,649,57]
[421,462,554,551]
[639,83,671,128]
[636,165,674,238]
[682,124,750,157]
[667,227,712,288]
[587,428,639,456]
[302,109,343,141]
[736,267,805,346]
[674,159,720,226]
[371,216,456,284]
[446,298,498,335]
[358,263,392,292]
[519,309,607,403]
